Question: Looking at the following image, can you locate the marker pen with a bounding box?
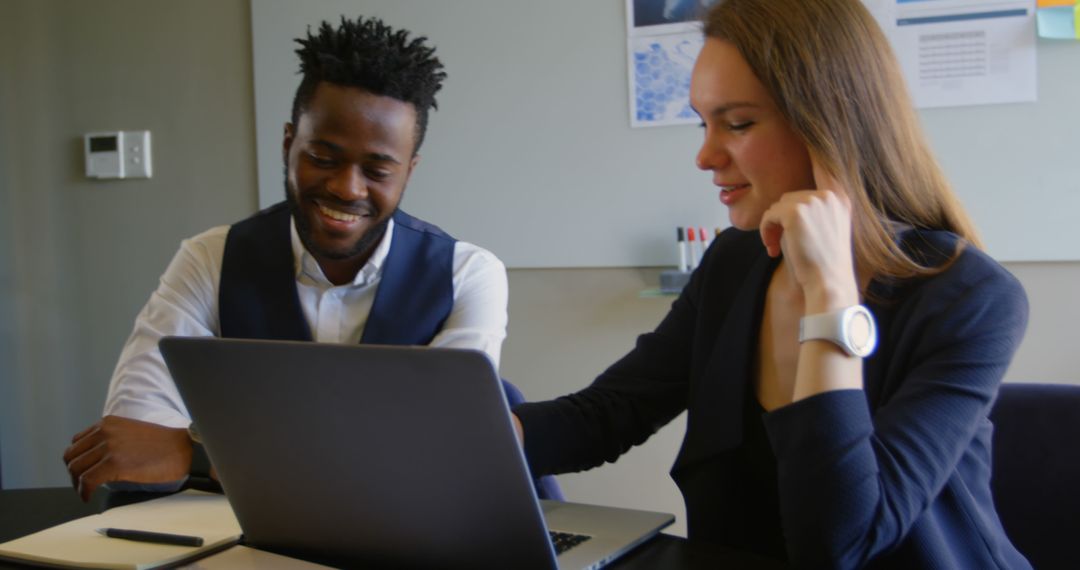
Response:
[96,527,204,547]
[698,227,708,263]
[687,228,697,271]
[676,227,688,272]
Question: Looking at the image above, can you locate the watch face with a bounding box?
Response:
[846,308,877,356]
[799,305,878,357]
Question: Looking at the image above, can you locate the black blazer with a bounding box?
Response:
[517,228,1031,569]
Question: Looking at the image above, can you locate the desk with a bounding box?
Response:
[0,488,787,569]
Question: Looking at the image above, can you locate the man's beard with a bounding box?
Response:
[285,178,392,261]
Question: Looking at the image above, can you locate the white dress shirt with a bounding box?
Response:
[104,217,508,428]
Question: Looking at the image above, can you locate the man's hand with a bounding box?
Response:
[62,415,193,502]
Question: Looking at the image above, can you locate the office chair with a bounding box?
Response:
[989,382,1080,570]
[501,380,565,501]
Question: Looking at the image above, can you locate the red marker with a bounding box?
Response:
[687,227,697,270]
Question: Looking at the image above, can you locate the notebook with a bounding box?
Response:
[0,490,241,570]
[159,337,674,570]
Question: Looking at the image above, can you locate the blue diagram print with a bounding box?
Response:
[633,35,702,125]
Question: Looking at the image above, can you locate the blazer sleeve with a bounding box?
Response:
[514,291,696,476]
[512,231,763,476]
[762,250,1029,568]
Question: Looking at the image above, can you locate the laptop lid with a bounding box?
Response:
[160,337,672,569]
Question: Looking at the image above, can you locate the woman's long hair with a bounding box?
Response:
[704,0,981,282]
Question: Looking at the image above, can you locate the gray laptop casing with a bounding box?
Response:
[160,337,673,570]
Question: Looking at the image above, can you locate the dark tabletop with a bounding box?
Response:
[0,487,787,569]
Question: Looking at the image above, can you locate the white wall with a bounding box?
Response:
[250,0,726,268]
[250,0,1080,266]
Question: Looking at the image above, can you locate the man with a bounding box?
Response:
[62,16,508,502]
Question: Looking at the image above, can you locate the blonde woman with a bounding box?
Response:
[514,0,1030,567]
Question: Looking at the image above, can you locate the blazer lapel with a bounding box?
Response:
[673,251,778,474]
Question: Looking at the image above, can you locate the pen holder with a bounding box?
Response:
[660,270,691,294]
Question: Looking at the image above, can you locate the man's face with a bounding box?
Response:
[283,83,419,273]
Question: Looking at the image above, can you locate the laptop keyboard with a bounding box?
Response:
[549,530,591,554]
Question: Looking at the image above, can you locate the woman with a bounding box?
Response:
[513,0,1031,567]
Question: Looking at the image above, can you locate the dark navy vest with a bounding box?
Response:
[218,206,565,500]
[218,202,455,345]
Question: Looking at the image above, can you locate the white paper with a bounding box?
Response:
[867,0,1037,108]
[628,32,704,127]
[626,0,717,127]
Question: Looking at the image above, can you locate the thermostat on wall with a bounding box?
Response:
[84,131,152,179]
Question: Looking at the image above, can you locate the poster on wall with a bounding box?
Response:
[626,0,717,128]
[863,0,1037,108]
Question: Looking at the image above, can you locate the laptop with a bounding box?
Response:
[159,337,674,569]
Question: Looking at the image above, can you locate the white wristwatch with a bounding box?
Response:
[799,304,877,358]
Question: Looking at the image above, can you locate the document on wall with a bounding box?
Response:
[0,490,242,569]
[624,0,717,127]
[863,0,1038,108]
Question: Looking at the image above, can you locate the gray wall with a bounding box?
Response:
[0,1,13,488]
[0,0,256,488]
[0,0,1077,539]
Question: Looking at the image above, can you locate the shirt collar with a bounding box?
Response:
[290,216,395,287]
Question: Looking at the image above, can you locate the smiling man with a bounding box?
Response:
[62,16,508,501]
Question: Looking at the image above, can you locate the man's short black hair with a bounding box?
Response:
[291,16,447,153]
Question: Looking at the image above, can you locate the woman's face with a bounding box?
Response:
[690,38,815,231]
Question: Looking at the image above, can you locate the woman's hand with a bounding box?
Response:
[759,157,867,401]
[758,157,860,313]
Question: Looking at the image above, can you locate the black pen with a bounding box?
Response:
[95,527,204,547]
